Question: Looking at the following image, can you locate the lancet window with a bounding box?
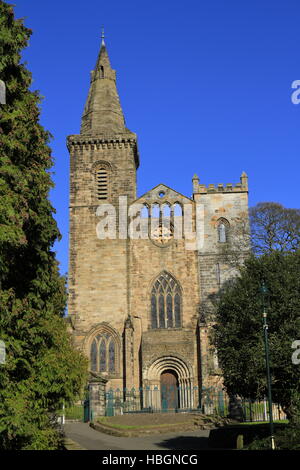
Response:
[90,330,117,373]
[150,272,182,329]
[217,218,230,243]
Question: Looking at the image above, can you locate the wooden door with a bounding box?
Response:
[160,370,179,411]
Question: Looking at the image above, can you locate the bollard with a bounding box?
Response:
[236,434,244,449]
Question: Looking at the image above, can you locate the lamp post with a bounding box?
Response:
[261,281,275,450]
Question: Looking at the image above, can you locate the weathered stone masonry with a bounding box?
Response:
[67,38,249,415]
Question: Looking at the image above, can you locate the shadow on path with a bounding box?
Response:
[64,422,212,451]
[156,435,210,450]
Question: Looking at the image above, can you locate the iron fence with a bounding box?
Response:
[241,398,286,422]
[55,387,287,423]
[103,386,216,415]
[103,386,287,422]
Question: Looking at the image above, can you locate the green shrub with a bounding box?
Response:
[208,423,287,449]
[246,424,300,450]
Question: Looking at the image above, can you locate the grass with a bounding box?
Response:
[97,416,192,430]
[227,420,289,426]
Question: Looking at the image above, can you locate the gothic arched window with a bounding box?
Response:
[150,272,182,329]
[90,330,118,374]
[217,218,229,243]
[150,203,174,246]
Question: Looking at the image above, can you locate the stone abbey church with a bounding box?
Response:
[67,38,249,414]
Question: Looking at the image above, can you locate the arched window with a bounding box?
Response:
[172,203,183,239]
[217,218,229,243]
[108,341,115,372]
[150,204,174,245]
[90,331,117,374]
[140,204,149,238]
[99,338,106,372]
[96,167,108,200]
[91,339,97,371]
[150,272,182,329]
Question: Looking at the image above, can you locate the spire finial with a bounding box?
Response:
[101,27,105,46]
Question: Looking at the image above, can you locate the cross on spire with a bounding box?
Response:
[101,27,105,46]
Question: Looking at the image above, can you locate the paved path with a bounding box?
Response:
[64,421,211,451]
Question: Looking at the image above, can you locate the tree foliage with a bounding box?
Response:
[212,251,300,421]
[250,202,300,255]
[0,1,87,449]
[247,423,300,450]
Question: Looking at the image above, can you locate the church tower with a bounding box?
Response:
[67,36,249,415]
[67,36,139,391]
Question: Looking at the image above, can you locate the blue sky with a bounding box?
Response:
[13,0,300,275]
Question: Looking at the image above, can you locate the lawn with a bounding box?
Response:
[96,413,197,430]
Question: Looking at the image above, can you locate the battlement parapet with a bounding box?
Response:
[192,172,248,194]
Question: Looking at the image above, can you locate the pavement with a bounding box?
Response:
[63,421,211,451]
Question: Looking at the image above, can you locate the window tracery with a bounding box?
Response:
[90,328,118,373]
[150,272,182,329]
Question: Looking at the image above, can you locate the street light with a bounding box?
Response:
[261,281,275,450]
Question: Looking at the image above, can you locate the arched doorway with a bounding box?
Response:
[160,369,179,411]
[143,355,196,410]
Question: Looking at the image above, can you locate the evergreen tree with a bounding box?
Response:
[0,1,87,449]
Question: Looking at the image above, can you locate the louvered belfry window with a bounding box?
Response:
[96,168,108,200]
[151,272,182,329]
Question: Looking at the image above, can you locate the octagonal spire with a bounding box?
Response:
[80,37,127,135]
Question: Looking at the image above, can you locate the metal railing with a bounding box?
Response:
[241,398,287,422]
[103,386,287,422]
[55,388,287,422]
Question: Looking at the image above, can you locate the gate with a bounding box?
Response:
[83,389,91,422]
[105,388,115,417]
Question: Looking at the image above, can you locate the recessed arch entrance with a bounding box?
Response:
[143,355,196,410]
